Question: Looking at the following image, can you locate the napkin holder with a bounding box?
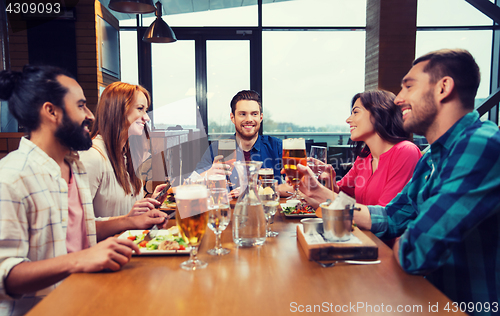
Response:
[297,225,378,261]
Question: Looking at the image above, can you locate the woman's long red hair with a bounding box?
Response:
[90,82,151,196]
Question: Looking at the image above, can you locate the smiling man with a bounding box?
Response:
[351,49,500,314]
[0,65,166,315]
[196,90,282,191]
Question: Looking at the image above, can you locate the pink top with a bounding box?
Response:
[66,172,90,253]
[337,140,422,206]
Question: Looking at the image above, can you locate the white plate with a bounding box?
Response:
[118,229,190,256]
[280,204,317,218]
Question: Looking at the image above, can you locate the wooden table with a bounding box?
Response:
[27,202,459,316]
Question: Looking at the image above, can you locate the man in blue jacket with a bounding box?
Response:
[196,90,282,195]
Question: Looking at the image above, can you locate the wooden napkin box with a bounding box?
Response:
[297,225,378,261]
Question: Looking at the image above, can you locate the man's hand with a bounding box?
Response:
[206,155,232,176]
[70,237,140,273]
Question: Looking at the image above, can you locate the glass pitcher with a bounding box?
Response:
[232,160,267,247]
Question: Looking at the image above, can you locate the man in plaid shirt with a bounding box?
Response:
[0,65,167,315]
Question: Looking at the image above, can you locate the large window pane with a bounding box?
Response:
[417,0,494,26]
[263,31,365,133]
[263,0,366,27]
[416,30,493,101]
[119,30,138,85]
[207,41,250,135]
[151,41,196,129]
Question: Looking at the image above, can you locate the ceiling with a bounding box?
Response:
[99,0,291,21]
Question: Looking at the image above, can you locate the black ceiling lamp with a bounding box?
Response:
[108,0,156,14]
[142,1,177,43]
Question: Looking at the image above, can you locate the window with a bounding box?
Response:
[207,40,250,134]
[151,41,197,130]
[262,30,365,133]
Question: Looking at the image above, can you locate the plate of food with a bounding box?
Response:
[281,200,317,218]
[118,226,189,255]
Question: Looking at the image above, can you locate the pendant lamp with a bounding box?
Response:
[108,0,156,14]
[142,1,177,43]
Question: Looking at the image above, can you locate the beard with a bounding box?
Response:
[55,112,93,151]
[235,123,260,142]
[404,89,438,136]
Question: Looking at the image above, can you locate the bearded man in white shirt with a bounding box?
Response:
[0,65,167,316]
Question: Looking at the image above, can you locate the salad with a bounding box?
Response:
[126,230,187,251]
[281,201,316,215]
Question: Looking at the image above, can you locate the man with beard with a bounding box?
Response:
[0,65,167,315]
[296,49,500,313]
[196,90,282,195]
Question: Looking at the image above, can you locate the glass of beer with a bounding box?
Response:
[283,138,307,200]
[218,139,237,176]
[207,187,231,255]
[258,168,274,181]
[175,184,209,270]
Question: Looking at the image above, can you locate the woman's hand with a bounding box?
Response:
[127,197,160,217]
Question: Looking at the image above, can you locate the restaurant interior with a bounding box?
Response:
[0,1,499,315]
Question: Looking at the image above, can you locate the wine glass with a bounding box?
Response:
[308,146,328,179]
[207,187,231,255]
[283,138,307,199]
[258,179,280,237]
[175,184,210,270]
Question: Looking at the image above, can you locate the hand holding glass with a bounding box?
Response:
[207,187,231,255]
[258,179,280,237]
[308,146,327,179]
[283,138,307,200]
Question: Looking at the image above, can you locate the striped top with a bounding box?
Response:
[369,111,500,315]
[0,137,97,316]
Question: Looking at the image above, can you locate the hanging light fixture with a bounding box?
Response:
[108,0,156,14]
[143,1,177,43]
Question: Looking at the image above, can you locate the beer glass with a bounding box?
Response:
[258,179,280,237]
[283,138,307,199]
[308,146,328,179]
[218,139,236,177]
[175,184,209,270]
[207,187,231,255]
[258,168,274,181]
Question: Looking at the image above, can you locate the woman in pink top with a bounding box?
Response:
[304,90,421,207]
[334,90,422,206]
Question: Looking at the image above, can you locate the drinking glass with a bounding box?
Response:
[175,184,210,270]
[283,138,307,199]
[207,187,231,255]
[218,139,236,181]
[308,146,328,179]
[258,168,274,181]
[258,179,280,237]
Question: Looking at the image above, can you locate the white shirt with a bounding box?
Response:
[79,135,143,218]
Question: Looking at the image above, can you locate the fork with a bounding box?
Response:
[143,212,175,242]
[314,259,381,268]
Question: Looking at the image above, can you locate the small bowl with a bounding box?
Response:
[301,218,323,235]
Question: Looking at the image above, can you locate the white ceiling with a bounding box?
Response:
[99,0,291,21]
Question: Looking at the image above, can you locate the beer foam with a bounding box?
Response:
[218,139,236,150]
[175,184,208,199]
[283,138,306,150]
[258,168,273,175]
[208,174,226,181]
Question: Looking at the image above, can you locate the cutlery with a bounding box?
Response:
[314,259,381,268]
[143,212,175,242]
